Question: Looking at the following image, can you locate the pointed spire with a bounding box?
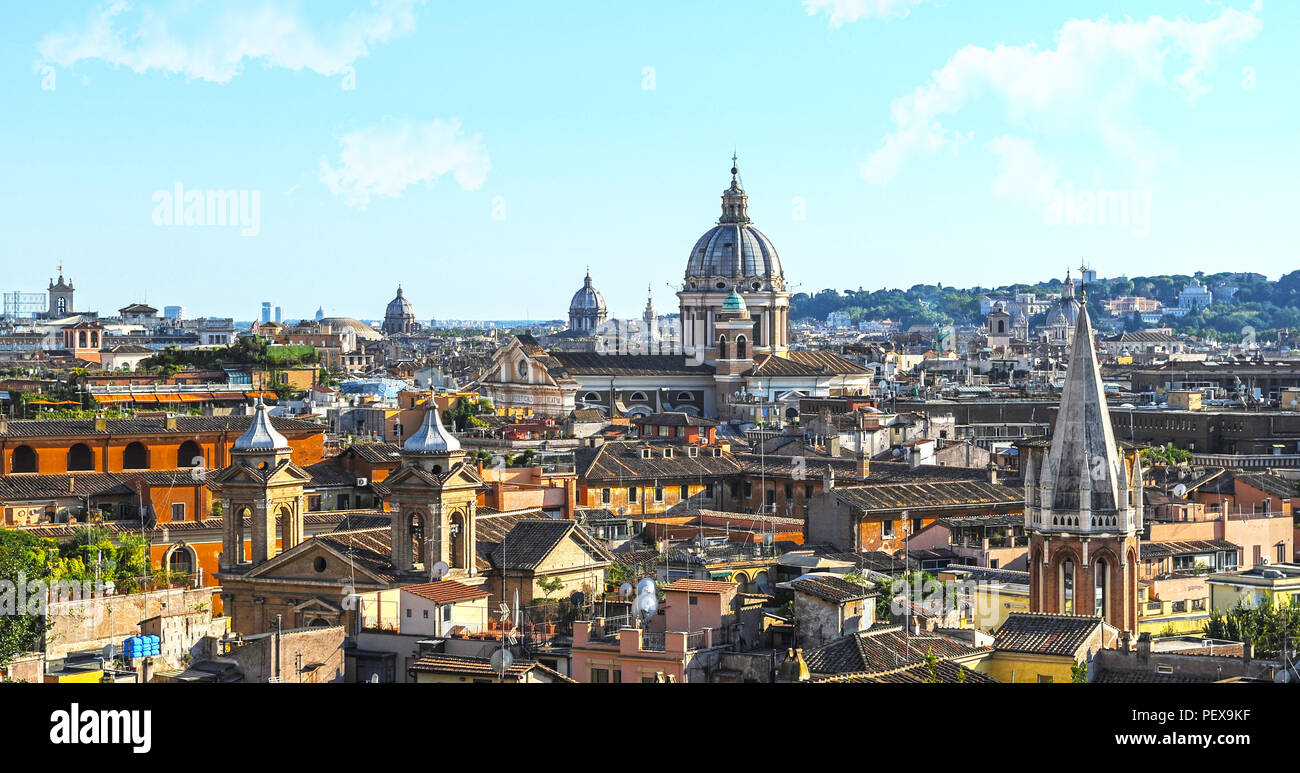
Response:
[1043,300,1125,519]
[720,154,749,224]
[234,397,289,451]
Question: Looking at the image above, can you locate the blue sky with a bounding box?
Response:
[1,1,1294,321]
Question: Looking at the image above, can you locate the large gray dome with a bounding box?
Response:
[686,222,782,282]
[569,271,606,314]
[683,166,783,287]
[382,286,417,335]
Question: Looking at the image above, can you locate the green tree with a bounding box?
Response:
[1070,660,1089,683]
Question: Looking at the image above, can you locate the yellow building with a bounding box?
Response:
[936,566,1031,633]
[986,612,1119,683]
[1207,563,1300,611]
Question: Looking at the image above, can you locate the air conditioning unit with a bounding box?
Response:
[356,477,369,487]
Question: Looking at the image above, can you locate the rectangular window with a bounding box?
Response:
[881,520,894,538]
[743,482,753,498]
[784,483,793,499]
[601,488,611,505]
[1037,675,1053,683]
[1192,599,1206,611]
[1171,600,1187,613]
[689,595,698,606]
[171,502,185,522]
[704,483,714,500]
[805,484,814,498]
[405,608,412,618]
[442,604,453,622]
[339,494,350,510]
[679,484,689,501]
[590,668,609,683]
[628,487,637,503]
[654,487,664,503]
[912,518,923,534]
[422,609,429,619]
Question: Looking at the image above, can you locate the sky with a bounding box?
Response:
[1,0,1295,322]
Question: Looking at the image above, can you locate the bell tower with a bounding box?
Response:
[384,398,483,578]
[214,399,310,571]
[1024,295,1142,632]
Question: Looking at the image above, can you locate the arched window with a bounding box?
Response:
[68,443,94,472]
[717,334,728,359]
[736,336,747,360]
[449,512,468,569]
[583,392,601,403]
[1094,558,1107,618]
[11,445,37,474]
[177,440,203,470]
[167,545,195,575]
[410,513,427,568]
[629,392,647,402]
[123,441,149,470]
[1061,560,1075,614]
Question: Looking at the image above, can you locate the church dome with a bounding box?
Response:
[404,401,461,455]
[721,288,748,314]
[1046,275,1081,327]
[383,286,417,335]
[684,163,783,288]
[569,271,607,314]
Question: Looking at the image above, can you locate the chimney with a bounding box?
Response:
[823,465,835,492]
[94,414,106,433]
[827,435,841,457]
[0,414,7,434]
[858,449,869,480]
[1136,631,1152,663]
[1120,630,1132,653]
[165,413,177,431]
[1242,638,1253,665]
[986,459,999,485]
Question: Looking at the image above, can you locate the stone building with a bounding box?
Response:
[568,270,608,332]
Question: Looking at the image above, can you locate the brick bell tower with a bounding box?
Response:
[1024,293,1143,633]
[713,287,755,423]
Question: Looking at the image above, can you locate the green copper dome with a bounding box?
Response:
[722,288,747,313]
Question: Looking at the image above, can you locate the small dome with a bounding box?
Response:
[683,162,783,285]
[404,401,461,455]
[570,271,607,314]
[722,288,748,314]
[234,399,289,452]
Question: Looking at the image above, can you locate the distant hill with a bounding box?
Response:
[789,271,1300,342]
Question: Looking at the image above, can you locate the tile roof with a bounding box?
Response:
[408,653,573,681]
[788,574,875,603]
[314,527,399,584]
[833,480,1023,513]
[549,352,715,377]
[803,625,986,675]
[1141,539,1239,560]
[814,659,997,684]
[663,578,737,595]
[1232,471,1296,500]
[402,580,490,604]
[0,472,148,501]
[751,350,870,376]
[346,442,404,465]
[304,459,360,488]
[576,440,743,482]
[994,612,1102,656]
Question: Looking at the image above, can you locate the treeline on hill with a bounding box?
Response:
[789,270,1300,342]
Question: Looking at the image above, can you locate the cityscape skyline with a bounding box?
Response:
[3,1,1295,320]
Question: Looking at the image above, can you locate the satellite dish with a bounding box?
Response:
[1274,669,1291,684]
[430,561,450,580]
[1172,484,1188,498]
[368,673,380,684]
[490,648,514,673]
[570,591,586,606]
[635,593,659,617]
[636,578,656,597]
[619,582,634,599]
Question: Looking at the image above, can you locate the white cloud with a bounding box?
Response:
[36,0,423,83]
[986,135,1058,207]
[861,7,1262,184]
[318,118,490,208]
[803,0,927,26]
